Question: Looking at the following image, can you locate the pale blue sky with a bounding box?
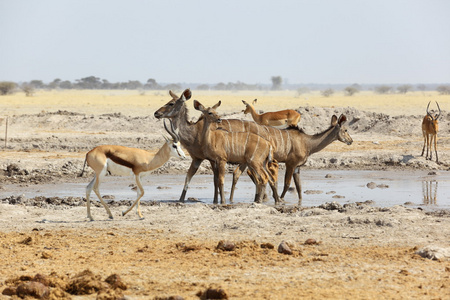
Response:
[1,0,449,85]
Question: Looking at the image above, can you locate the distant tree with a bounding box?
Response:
[197,84,210,90]
[296,87,310,96]
[397,84,413,94]
[416,84,427,92]
[48,78,61,89]
[75,76,102,89]
[271,76,282,90]
[0,81,17,95]
[126,80,143,90]
[374,85,392,94]
[144,78,160,90]
[163,83,181,91]
[321,88,334,97]
[436,85,450,95]
[214,82,227,90]
[29,80,44,89]
[59,80,73,89]
[21,84,35,96]
[344,86,359,96]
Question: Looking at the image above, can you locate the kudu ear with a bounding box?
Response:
[338,114,347,126]
[252,99,257,105]
[193,100,205,112]
[183,89,192,100]
[212,101,221,109]
[242,100,248,106]
[169,90,178,100]
[331,115,338,126]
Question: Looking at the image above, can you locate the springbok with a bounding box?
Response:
[79,120,186,221]
[193,100,280,203]
[242,99,301,128]
[154,89,352,204]
[421,101,441,163]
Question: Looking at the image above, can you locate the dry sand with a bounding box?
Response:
[0,90,449,299]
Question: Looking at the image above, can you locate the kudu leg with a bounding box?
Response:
[292,166,302,204]
[229,164,247,203]
[216,161,227,204]
[180,158,204,202]
[421,132,426,157]
[280,166,296,200]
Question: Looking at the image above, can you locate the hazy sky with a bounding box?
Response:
[1,0,449,85]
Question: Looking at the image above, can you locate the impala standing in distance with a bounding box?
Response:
[193,99,280,204]
[421,101,441,163]
[242,99,301,128]
[79,120,186,221]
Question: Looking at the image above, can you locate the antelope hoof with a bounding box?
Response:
[87,216,94,222]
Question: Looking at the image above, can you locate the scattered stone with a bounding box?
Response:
[216,240,236,252]
[428,171,438,175]
[326,191,336,195]
[366,182,377,189]
[260,243,275,249]
[304,190,323,195]
[2,287,17,296]
[197,287,228,299]
[416,246,450,261]
[319,202,343,211]
[325,174,334,178]
[19,236,33,245]
[155,296,185,300]
[278,241,293,255]
[304,239,319,245]
[332,195,345,199]
[16,282,49,299]
[377,184,389,189]
[105,274,127,290]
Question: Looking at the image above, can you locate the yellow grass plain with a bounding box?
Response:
[1,89,449,117]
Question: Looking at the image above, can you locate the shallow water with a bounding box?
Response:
[3,170,450,210]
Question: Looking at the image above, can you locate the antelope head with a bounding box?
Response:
[331,114,353,145]
[427,101,441,122]
[163,119,186,159]
[241,99,257,114]
[154,89,192,119]
[193,100,222,124]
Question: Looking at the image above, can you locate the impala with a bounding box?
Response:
[242,99,301,128]
[79,120,186,221]
[193,99,280,204]
[421,101,441,163]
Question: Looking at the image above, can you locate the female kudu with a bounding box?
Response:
[193,100,280,204]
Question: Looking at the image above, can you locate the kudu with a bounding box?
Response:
[242,99,301,128]
[193,100,280,203]
[421,101,441,163]
[79,120,185,221]
[154,89,352,204]
[229,114,353,202]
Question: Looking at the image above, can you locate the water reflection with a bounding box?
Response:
[422,181,438,205]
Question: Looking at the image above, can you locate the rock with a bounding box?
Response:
[278,241,293,255]
[197,287,228,299]
[319,202,343,211]
[260,243,275,249]
[366,182,377,189]
[216,240,236,251]
[416,246,450,261]
[105,274,127,290]
[2,287,17,296]
[304,239,319,245]
[16,282,49,299]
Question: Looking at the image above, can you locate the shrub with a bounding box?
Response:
[0,81,17,95]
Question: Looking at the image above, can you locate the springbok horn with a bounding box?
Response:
[163,119,178,142]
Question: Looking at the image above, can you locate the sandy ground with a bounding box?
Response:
[0,90,450,299]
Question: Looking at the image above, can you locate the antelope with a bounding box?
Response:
[193,100,280,203]
[229,114,353,202]
[421,101,441,163]
[242,99,301,128]
[154,89,352,204]
[79,120,186,221]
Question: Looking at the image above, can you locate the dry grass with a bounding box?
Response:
[0,89,449,117]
